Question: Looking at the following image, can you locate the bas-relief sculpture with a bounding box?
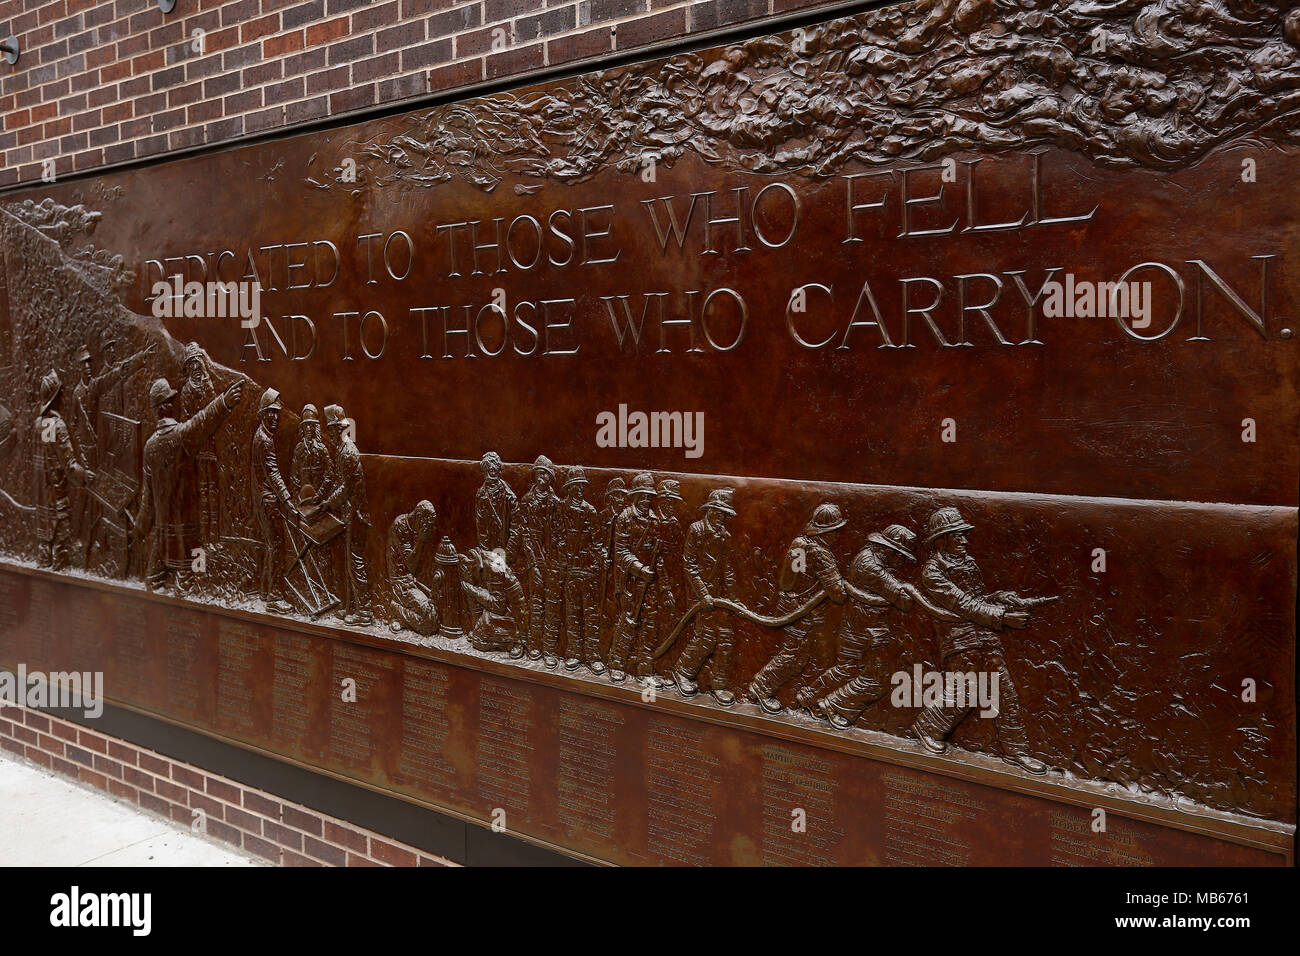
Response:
[0,0,1297,856]
[310,0,1300,192]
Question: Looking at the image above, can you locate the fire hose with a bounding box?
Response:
[652,581,1000,660]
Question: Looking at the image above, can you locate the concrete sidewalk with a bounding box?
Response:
[0,754,264,867]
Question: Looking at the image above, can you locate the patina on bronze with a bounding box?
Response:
[0,0,1296,865]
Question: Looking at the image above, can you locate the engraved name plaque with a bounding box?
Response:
[0,0,1296,865]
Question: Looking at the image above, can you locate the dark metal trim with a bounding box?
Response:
[45,698,591,867]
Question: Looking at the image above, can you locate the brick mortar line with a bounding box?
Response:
[3,717,447,866]
[10,1,676,71]
[0,4,745,108]
[1,0,862,183]
[0,702,455,866]
[0,742,275,866]
[8,11,659,149]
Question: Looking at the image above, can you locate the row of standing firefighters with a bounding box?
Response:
[386,452,1053,775]
[28,347,1053,774]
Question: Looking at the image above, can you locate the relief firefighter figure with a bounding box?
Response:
[250,388,301,614]
[136,375,244,592]
[597,476,627,639]
[516,455,561,664]
[909,507,1052,775]
[654,479,686,658]
[386,499,438,637]
[320,404,373,626]
[748,503,849,715]
[474,450,516,554]
[69,341,152,553]
[608,472,666,686]
[68,341,152,472]
[669,488,739,706]
[467,453,527,658]
[811,524,918,728]
[461,543,528,659]
[175,343,220,548]
[34,371,93,571]
[290,403,332,504]
[555,465,603,673]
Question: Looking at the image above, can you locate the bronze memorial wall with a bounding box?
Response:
[0,0,1296,865]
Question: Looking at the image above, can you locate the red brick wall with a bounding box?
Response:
[0,701,452,865]
[0,0,850,188]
